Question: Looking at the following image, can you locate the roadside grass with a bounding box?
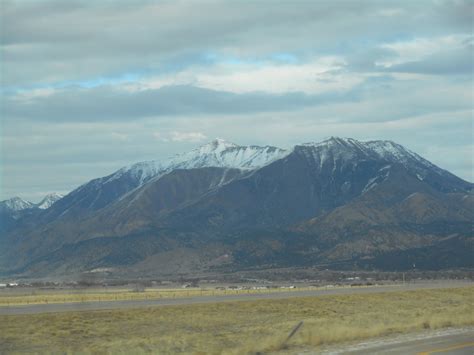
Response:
[0,287,472,354]
[0,286,325,306]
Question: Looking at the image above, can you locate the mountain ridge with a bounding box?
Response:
[1,137,472,278]
[0,193,64,212]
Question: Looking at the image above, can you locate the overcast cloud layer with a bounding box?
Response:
[1,0,473,201]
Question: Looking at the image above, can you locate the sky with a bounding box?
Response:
[1,0,473,202]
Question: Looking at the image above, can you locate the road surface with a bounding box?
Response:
[0,281,471,315]
[321,327,474,354]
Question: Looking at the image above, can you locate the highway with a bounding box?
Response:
[323,327,474,354]
[0,281,471,315]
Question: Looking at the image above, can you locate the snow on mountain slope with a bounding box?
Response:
[0,193,65,212]
[363,140,442,174]
[300,137,444,173]
[106,138,289,186]
[73,136,460,201]
[43,139,289,215]
[10,137,469,219]
[36,193,64,209]
[0,197,34,212]
[296,137,470,193]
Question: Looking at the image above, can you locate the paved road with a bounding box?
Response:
[0,281,471,315]
[323,327,474,354]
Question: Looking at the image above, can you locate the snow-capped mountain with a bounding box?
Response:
[45,139,288,215]
[12,136,472,223]
[300,137,433,169]
[36,193,64,209]
[99,136,452,195]
[2,137,472,277]
[0,197,34,212]
[4,137,468,218]
[0,193,65,213]
[106,138,288,186]
[296,137,466,192]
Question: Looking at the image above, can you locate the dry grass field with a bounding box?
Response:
[0,286,322,306]
[0,287,472,354]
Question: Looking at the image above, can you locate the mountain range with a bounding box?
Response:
[0,193,63,234]
[0,137,472,279]
[1,193,64,211]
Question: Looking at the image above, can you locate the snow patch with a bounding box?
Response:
[403,192,421,202]
[0,197,34,211]
[107,139,289,188]
[362,177,379,193]
[36,193,64,209]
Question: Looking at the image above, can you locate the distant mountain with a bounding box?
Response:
[0,193,64,213]
[36,193,64,209]
[0,197,34,212]
[0,192,64,212]
[40,139,287,222]
[0,193,63,234]
[0,138,472,278]
[0,197,34,235]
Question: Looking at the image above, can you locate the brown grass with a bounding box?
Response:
[0,286,472,354]
[0,286,325,306]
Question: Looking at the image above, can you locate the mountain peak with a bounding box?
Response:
[301,136,357,147]
[1,193,65,211]
[294,137,452,181]
[198,138,240,153]
[325,136,352,143]
[105,139,288,190]
[178,138,287,169]
[300,137,410,153]
[0,196,34,211]
[212,138,236,146]
[37,193,64,209]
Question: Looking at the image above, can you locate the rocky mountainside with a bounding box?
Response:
[0,193,63,234]
[39,139,287,222]
[0,137,472,278]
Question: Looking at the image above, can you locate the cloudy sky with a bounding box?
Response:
[1,0,473,202]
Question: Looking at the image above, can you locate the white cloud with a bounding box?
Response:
[170,131,207,143]
[11,88,57,101]
[377,34,470,68]
[152,130,208,143]
[193,57,351,94]
[1,0,473,200]
[122,56,365,95]
[152,132,166,141]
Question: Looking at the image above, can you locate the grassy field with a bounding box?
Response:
[0,287,472,354]
[0,285,356,306]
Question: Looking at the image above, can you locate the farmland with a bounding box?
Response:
[1,286,472,354]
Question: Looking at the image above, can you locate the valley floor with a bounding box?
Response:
[0,284,472,354]
[0,280,471,315]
